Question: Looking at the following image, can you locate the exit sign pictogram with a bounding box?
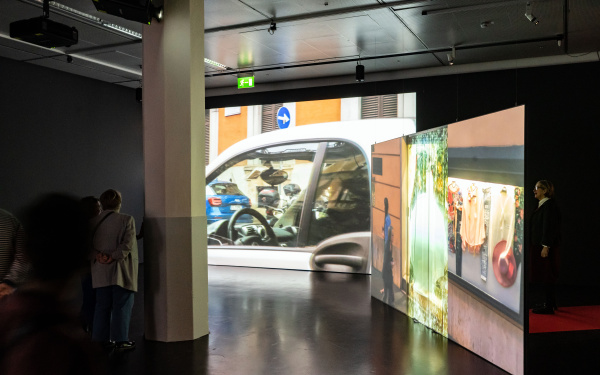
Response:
[238,77,255,89]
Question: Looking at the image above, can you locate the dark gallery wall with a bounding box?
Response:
[0,56,144,231]
[206,61,600,289]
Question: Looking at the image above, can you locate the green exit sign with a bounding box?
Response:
[237,76,255,89]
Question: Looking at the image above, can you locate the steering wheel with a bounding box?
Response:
[227,208,279,246]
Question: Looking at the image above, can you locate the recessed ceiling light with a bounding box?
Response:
[204,58,230,70]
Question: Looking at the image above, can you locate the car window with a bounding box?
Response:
[207,142,319,247]
[307,142,370,246]
[211,183,244,196]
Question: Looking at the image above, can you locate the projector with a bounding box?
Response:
[92,0,162,25]
[10,17,78,48]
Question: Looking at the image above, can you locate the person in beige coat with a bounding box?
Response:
[90,189,138,351]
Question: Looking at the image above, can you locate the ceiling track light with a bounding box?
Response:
[525,2,539,25]
[447,46,455,65]
[268,21,277,35]
[356,60,364,82]
[204,58,230,71]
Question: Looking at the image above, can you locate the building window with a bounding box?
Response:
[261,103,284,133]
[360,94,398,119]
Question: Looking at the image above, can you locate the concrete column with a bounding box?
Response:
[142,0,208,342]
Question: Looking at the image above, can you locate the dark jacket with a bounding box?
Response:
[530,198,561,283]
[530,198,561,248]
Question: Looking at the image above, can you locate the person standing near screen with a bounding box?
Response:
[381,198,394,305]
[90,189,138,350]
[530,180,561,314]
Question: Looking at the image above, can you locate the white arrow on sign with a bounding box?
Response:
[277,113,290,124]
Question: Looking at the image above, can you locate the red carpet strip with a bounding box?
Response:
[529,305,600,333]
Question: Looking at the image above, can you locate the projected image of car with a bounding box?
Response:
[206,119,415,273]
[206,181,252,224]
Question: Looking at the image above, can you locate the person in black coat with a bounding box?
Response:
[530,180,561,314]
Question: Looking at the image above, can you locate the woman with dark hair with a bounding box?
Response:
[530,180,561,314]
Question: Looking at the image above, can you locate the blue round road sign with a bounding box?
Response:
[276,107,291,129]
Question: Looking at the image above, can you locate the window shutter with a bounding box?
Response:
[261,103,283,133]
[381,94,398,118]
[361,95,398,118]
[360,96,379,119]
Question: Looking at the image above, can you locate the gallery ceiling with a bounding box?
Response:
[0,0,599,96]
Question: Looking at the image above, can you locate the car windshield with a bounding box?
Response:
[206,140,372,250]
[206,142,320,243]
[210,182,244,196]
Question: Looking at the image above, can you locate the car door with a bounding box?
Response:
[304,141,372,273]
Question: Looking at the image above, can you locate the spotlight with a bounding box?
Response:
[356,62,365,82]
[268,21,277,35]
[525,2,539,25]
[154,6,164,22]
[447,46,455,66]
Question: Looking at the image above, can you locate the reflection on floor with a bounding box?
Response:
[108,265,508,375]
[370,267,409,314]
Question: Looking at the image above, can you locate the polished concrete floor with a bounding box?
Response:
[106,265,508,375]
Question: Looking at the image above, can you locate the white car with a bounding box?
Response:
[206,118,415,273]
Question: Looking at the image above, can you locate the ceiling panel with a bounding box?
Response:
[0,42,42,60]
[433,40,564,67]
[29,56,135,83]
[0,34,61,58]
[253,65,323,83]
[204,74,239,90]
[0,0,599,91]
[84,50,142,70]
[115,81,141,89]
[278,40,330,62]
[259,0,376,15]
[254,19,340,42]
[37,54,141,81]
[205,0,274,29]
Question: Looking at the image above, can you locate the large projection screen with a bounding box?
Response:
[207,94,416,273]
[371,106,524,375]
